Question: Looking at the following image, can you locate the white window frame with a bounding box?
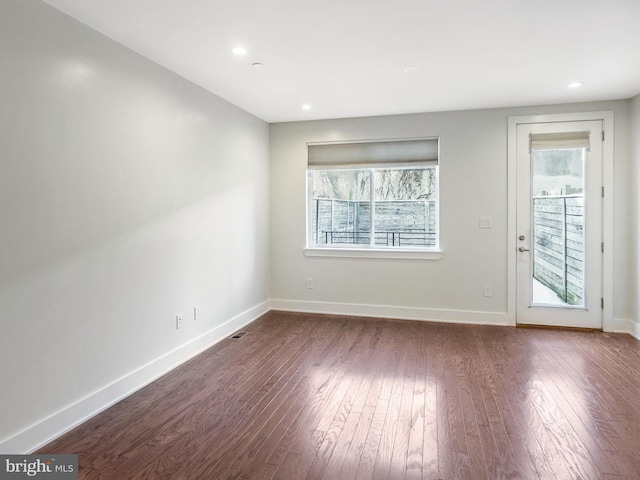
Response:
[304,138,442,260]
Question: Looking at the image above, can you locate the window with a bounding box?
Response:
[306,138,440,257]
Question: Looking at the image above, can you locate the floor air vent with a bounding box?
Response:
[230,331,248,339]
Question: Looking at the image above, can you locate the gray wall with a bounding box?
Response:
[631,94,640,336]
[270,101,631,324]
[0,0,270,450]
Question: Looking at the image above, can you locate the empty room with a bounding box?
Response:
[1,0,640,479]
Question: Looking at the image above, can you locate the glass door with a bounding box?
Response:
[516,121,603,328]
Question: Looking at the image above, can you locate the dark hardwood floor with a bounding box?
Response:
[39,311,640,479]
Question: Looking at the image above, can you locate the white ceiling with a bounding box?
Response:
[42,0,640,123]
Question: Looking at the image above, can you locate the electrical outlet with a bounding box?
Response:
[176,313,183,330]
[194,305,201,321]
[483,285,492,297]
[307,278,314,289]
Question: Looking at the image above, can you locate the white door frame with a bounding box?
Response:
[507,111,614,331]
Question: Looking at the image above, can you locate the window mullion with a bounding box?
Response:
[370,168,375,247]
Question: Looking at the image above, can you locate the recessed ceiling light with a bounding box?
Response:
[252,62,264,68]
[403,65,418,73]
[568,82,583,88]
[232,46,247,55]
[302,104,311,111]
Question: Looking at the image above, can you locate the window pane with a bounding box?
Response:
[373,168,437,247]
[311,169,370,245]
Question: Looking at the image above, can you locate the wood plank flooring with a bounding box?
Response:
[39,311,640,479]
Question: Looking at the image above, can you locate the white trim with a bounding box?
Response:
[0,301,270,454]
[613,317,631,335]
[613,318,640,340]
[632,322,640,341]
[507,111,614,331]
[628,319,640,341]
[270,299,508,326]
[303,247,443,260]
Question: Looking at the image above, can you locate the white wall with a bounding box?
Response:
[270,101,631,325]
[0,1,270,452]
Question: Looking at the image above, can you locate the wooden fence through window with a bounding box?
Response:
[532,195,584,305]
[312,199,436,247]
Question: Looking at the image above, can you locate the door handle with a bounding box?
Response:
[518,246,530,252]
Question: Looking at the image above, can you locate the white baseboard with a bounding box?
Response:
[608,318,640,340]
[629,319,640,340]
[0,301,270,454]
[270,299,510,326]
[613,317,631,335]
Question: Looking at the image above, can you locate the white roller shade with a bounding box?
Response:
[308,138,438,169]
[529,131,590,152]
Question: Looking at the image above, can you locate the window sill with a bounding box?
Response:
[303,247,443,260]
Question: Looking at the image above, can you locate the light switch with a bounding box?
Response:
[479,217,492,229]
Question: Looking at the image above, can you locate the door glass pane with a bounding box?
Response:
[311,169,370,245]
[531,148,586,306]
